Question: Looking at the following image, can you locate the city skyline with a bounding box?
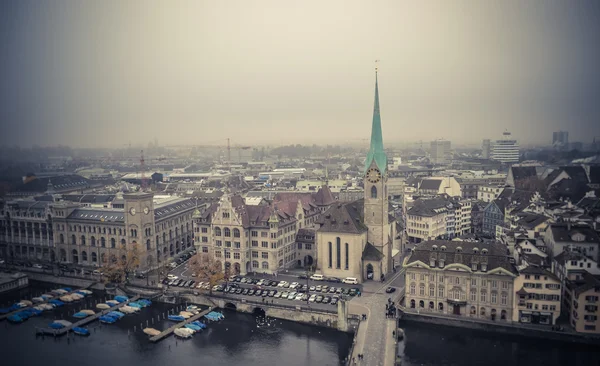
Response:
[1,1,600,148]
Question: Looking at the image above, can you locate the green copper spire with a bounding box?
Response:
[364,70,387,174]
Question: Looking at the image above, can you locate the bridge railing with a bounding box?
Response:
[200,293,338,314]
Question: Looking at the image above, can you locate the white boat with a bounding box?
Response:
[106,300,119,306]
[71,293,84,300]
[174,328,194,338]
[78,290,93,295]
[55,320,73,327]
[81,309,95,316]
[120,306,136,314]
[60,295,74,302]
[143,328,161,336]
[32,297,45,303]
[96,303,110,310]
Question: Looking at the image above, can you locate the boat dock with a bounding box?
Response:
[35,295,141,336]
[149,307,213,343]
[0,284,96,322]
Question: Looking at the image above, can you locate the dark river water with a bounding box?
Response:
[0,283,352,366]
[2,282,599,366]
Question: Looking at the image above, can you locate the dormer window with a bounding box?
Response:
[438,259,445,268]
[456,246,462,253]
[473,247,479,254]
[571,233,585,242]
[430,259,436,267]
[472,262,478,271]
[441,245,447,251]
[481,263,487,272]
[432,245,438,251]
[482,248,488,255]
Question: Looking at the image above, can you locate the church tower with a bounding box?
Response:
[364,67,389,251]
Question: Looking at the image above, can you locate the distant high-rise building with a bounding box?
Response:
[491,131,519,164]
[482,139,491,159]
[552,131,568,146]
[430,139,451,165]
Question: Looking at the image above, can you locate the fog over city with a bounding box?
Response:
[1,0,599,148]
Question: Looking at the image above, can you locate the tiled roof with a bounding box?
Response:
[511,166,538,181]
[549,223,600,243]
[589,166,600,184]
[571,272,600,296]
[61,194,116,204]
[15,174,91,193]
[362,243,384,261]
[154,198,196,218]
[419,179,443,191]
[406,198,449,217]
[562,166,589,184]
[67,209,125,223]
[313,186,336,206]
[515,213,550,229]
[6,200,50,211]
[318,201,368,234]
[577,196,600,212]
[406,240,517,274]
[519,265,559,281]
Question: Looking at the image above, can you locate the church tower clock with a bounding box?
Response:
[363,66,391,272]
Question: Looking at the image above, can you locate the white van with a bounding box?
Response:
[342,277,358,285]
[310,274,324,281]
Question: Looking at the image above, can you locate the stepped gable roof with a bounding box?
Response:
[549,223,600,243]
[317,200,367,234]
[67,208,125,223]
[314,185,336,206]
[407,240,517,274]
[362,243,384,261]
[419,179,442,191]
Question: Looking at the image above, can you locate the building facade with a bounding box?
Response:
[491,131,520,163]
[430,140,451,165]
[513,266,561,325]
[405,240,517,321]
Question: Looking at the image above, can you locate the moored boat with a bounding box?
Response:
[81,309,95,316]
[72,327,90,336]
[184,323,201,332]
[143,328,161,336]
[99,315,117,324]
[174,328,194,338]
[168,315,185,322]
[73,312,89,319]
[96,303,110,310]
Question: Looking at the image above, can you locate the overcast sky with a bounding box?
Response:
[1,0,599,148]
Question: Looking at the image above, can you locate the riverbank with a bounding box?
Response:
[25,272,106,290]
[399,309,600,345]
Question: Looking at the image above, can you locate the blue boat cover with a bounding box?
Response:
[49,322,64,329]
[72,327,90,335]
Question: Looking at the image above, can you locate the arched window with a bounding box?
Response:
[111,238,116,248]
[252,260,259,268]
[224,228,231,237]
[91,236,96,247]
[81,251,88,262]
[371,185,377,199]
[59,234,64,244]
[121,238,126,247]
[233,228,240,238]
[91,252,97,263]
[419,300,424,308]
[72,235,76,245]
[214,227,221,236]
[100,237,106,247]
[262,261,269,269]
[146,239,151,250]
[81,235,86,245]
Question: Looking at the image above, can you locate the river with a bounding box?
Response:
[2,283,599,366]
[0,283,352,366]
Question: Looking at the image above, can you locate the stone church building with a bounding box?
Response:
[316,72,395,283]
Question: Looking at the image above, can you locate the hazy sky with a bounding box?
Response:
[1,1,599,148]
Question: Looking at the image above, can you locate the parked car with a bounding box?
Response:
[385,287,396,293]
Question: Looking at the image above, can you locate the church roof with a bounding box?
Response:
[362,243,384,261]
[314,185,336,206]
[364,72,387,175]
[317,201,368,234]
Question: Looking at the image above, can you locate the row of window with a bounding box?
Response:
[409,284,509,305]
[409,273,509,289]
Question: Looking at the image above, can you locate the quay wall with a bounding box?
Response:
[179,294,353,332]
[400,311,600,345]
[27,273,105,291]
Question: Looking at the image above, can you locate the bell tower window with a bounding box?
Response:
[371,186,378,199]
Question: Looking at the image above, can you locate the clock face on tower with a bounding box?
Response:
[366,168,382,183]
[129,208,136,216]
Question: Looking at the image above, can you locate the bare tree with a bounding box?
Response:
[101,244,141,284]
[189,254,224,295]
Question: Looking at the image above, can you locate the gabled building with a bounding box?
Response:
[564,272,600,333]
[482,199,507,237]
[543,223,600,262]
